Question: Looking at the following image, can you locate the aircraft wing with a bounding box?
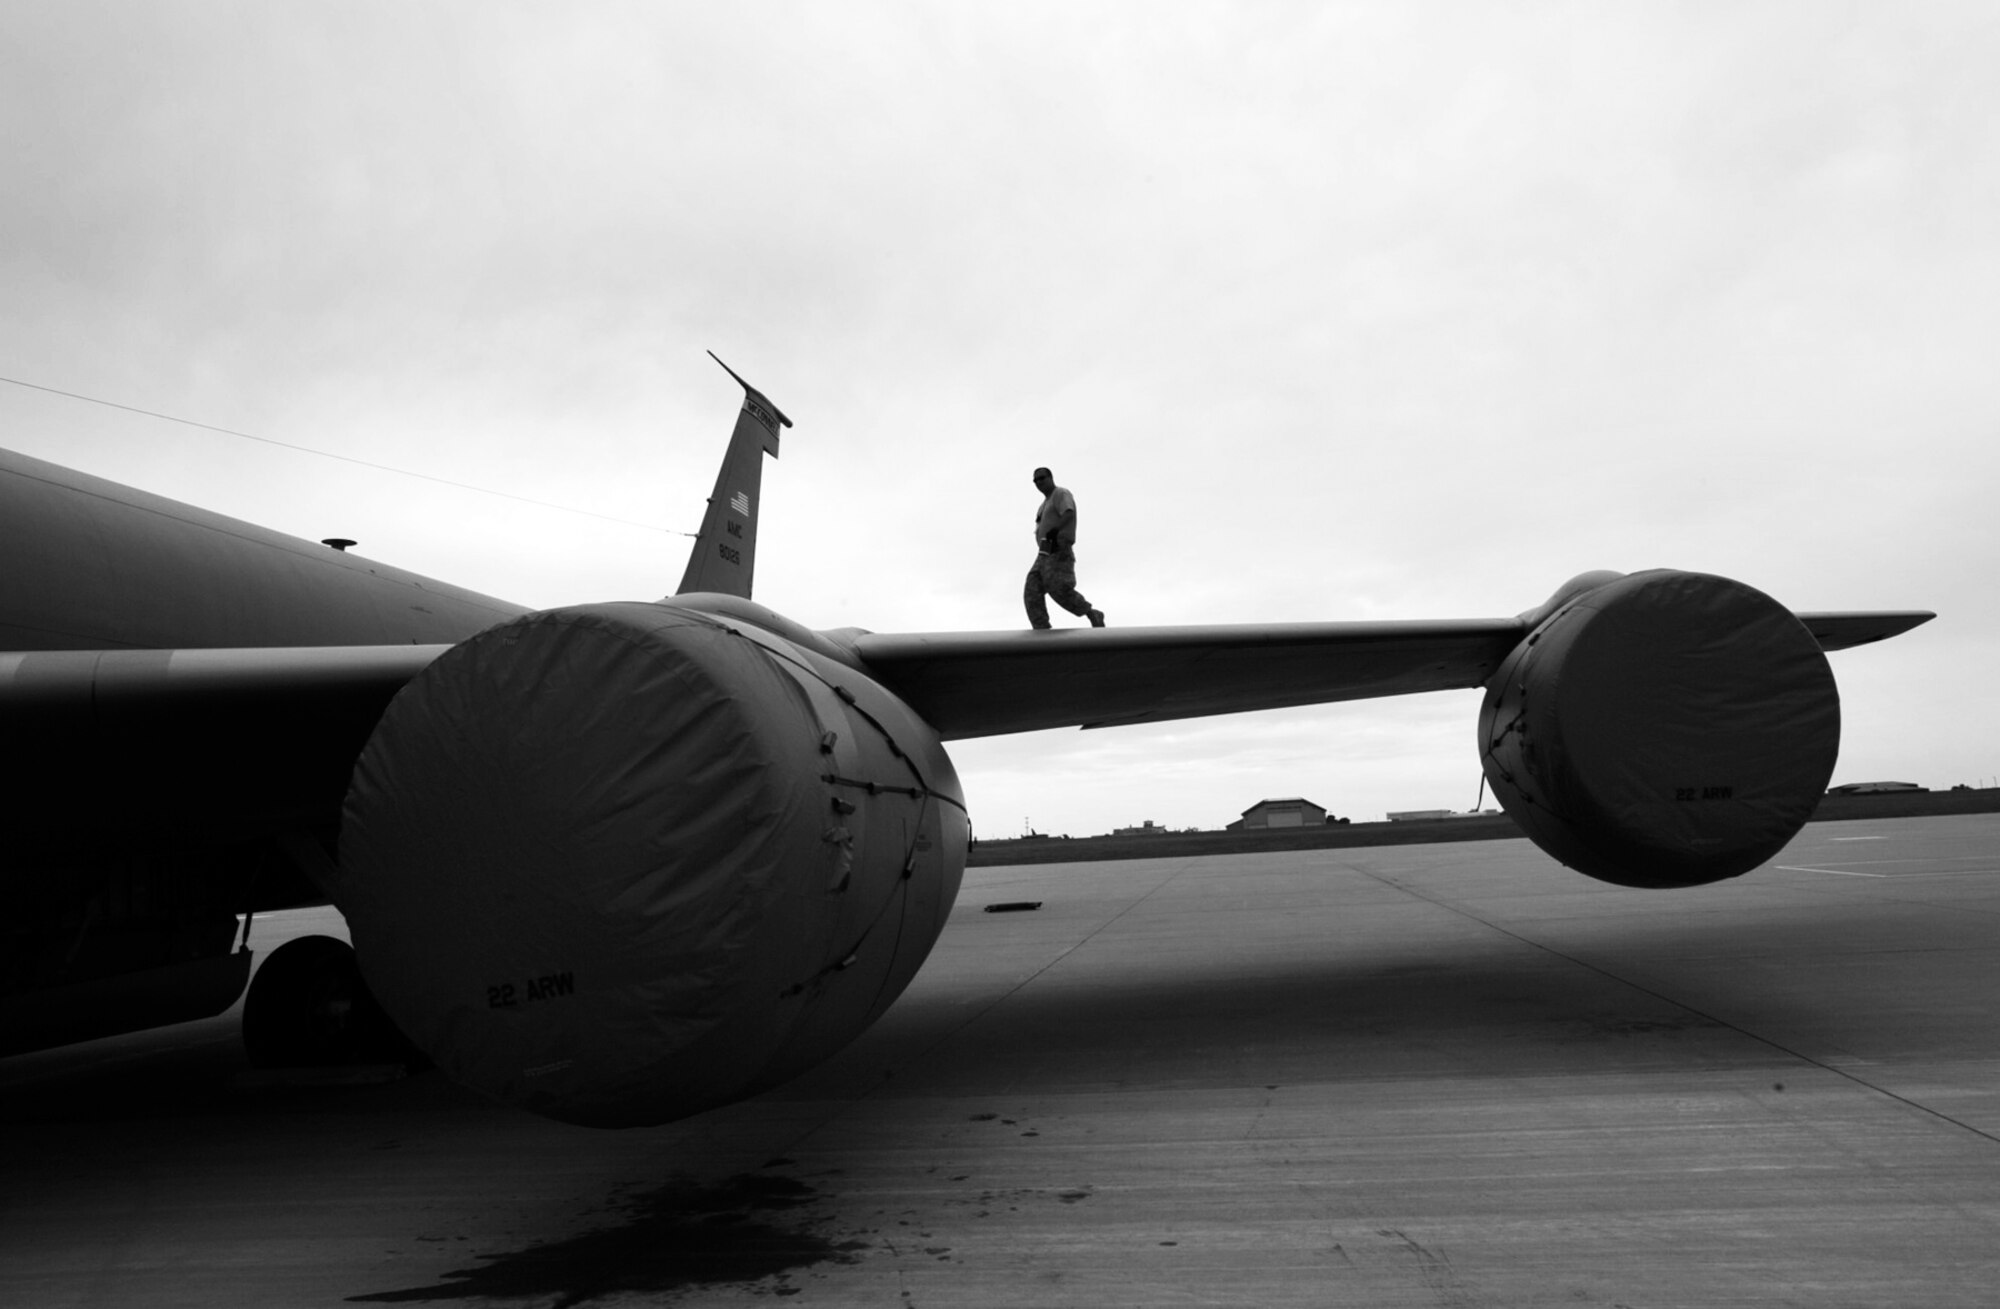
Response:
[1793,611,1938,652]
[850,609,1936,740]
[0,610,1933,844]
[0,644,448,855]
[852,619,1521,738]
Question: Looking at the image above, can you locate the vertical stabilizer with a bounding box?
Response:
[674,353,792,598]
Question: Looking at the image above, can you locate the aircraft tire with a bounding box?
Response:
[242,935,423,1069]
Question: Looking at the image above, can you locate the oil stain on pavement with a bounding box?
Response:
[348,1167,865,1306]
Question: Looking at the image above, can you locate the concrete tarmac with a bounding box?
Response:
[4,814,1998,1307]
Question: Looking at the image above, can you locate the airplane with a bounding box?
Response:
[0,359,1934,1128]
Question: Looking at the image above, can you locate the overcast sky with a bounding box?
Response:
[4,2,1994,834]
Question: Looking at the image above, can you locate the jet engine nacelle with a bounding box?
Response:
[331,601,967,1127]
[1479,570,1839,889]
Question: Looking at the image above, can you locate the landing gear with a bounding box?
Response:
[241,935,422,1068]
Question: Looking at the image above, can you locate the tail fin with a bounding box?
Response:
[674,353,792,598]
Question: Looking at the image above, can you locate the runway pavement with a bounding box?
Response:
[4,813,1998,1307]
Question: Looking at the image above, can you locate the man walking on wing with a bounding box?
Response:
[1024,466,1106,630]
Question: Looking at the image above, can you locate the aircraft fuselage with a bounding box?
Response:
[0,447,524,652]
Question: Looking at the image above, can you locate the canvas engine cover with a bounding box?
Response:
[1479,570,1839,888]
[334,602,965,1126]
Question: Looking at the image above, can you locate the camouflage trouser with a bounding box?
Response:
[1024,550,1093,629]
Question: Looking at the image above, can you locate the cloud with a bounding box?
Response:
[4,2,1993,833]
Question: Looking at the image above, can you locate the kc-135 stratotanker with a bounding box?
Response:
[0,359,1933,1126]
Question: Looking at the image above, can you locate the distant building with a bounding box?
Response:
[1826,781,1928,795]
[1229,798,1328,831]
[1112,820,1169,836]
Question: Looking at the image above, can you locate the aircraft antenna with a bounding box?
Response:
[0,373,687,535]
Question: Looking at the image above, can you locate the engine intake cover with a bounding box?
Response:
[1479,570,1839,888]
[334,602,964,1126]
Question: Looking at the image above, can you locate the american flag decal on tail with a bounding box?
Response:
[730,491,750,516]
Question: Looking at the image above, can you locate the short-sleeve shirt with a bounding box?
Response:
[1035,486,1076,543]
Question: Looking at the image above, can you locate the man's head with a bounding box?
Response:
[1032,467,1054,495]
